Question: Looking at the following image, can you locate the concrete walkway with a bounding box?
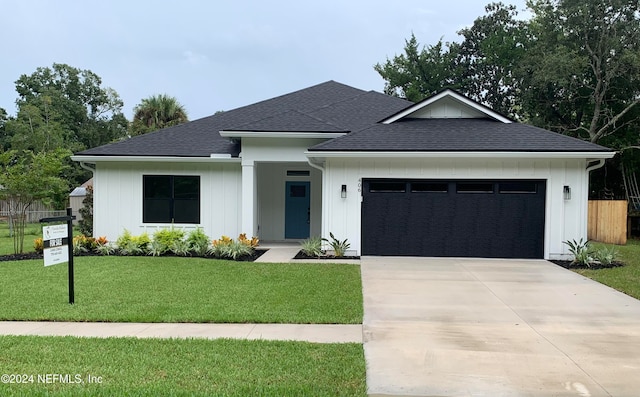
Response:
[361,256,640,397]
[0,321,362,343]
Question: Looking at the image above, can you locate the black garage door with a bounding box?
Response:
[361,179,546,259]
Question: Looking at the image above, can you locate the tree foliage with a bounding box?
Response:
[130,94,188,136]
[376,1,640,147]
[0,149,70,254]
[3,63,128,187]
[78,185,93,237]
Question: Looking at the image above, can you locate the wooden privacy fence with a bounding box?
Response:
[587,200,627,245]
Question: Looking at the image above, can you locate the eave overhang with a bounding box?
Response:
[305,150,616,160]
[71,155,241,164]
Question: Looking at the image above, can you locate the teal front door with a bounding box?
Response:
[285,181,310,239]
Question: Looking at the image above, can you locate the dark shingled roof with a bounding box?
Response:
[76,81,611,157]
[76,81,411,157]
[308,119,613,152]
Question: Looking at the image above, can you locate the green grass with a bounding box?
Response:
[0,335,366,396]
[0,222,41,255]
[0,256,363,324]
[573,239,640,299]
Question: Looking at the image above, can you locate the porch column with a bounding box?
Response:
[241,160,256,236]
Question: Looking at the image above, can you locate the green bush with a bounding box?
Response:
[323,232,350,257]
[563,238,592,266]
[153,227,185,252]
[186,227,210,256]
[170,239,192,256]
[210,235,254,260]
[592,245,619,266]
[301,236,323,257]
[116,230,150,255]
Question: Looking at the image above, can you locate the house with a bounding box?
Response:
[69,178,92,223]
[71,81,615,259]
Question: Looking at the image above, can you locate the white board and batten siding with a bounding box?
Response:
[93,162,242,241]
[322,157,589,260]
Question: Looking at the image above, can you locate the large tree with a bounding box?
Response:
[129,94,188,136]
[376,1,640,147]
[10,63,128,150]
[523,0,640,144]
[5,63,128,186]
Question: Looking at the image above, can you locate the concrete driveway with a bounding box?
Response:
[361,257,640,397]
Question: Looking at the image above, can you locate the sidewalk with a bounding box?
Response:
[0,321,363,343]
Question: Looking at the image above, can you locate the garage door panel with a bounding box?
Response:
[362,179,545,258]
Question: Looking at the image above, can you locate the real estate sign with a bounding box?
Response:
[43,224,69,266]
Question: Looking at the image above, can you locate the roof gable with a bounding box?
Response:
[75,81,411,158]
[382,89,512,124]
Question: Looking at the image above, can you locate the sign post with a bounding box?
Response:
[40,208,76,304]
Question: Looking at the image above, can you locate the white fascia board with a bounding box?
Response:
[382,89,512,124]
[71,155,241,164]
[219,130,346,139]
[304,151,617,160]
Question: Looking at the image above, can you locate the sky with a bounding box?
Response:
[1,0,529,121]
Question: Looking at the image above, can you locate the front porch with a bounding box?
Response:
[246,162,323,241]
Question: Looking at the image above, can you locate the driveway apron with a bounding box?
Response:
[361,256,640,397]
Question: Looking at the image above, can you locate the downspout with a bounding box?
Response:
[307,156,326,245]
[79,162,96,173]
[586,159,605,172]
[306,156,325,173]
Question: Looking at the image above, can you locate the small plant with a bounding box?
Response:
[323,232,350,258]
[563,238,592,267]
[209,234,255,260]
[147,240,167,257]
[592,245,619,266]
[153,227,185,252]
[221,240,253,260]
[118,240,145,256]
[186,228,211,256]
[72,236,89,255]
[238,233,260,248]
[116,229,134,250]
[301,236,323,257]
[33,238,44,254]
[170,239,192,256]
[95,243,116,256]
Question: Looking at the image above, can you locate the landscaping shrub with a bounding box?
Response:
[301,236,323,257]
[186,227,210,256]
[592,245,619,266]
[323,232,350,257]
[153,227,185,252]
[210,234,258,260]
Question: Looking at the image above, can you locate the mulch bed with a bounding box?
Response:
[549,260,625,270]
[293,250,360,260]
[0,249,267,262]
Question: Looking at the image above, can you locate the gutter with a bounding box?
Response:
[586,159,606,172]
[71,155,241,164]
[304,151,616,160]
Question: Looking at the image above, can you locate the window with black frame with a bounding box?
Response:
[143,175,200,223]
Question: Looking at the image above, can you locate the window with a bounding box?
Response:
[286,170,310,176]
[411,182,448,193]
[456,182,494,193]
[143,175,200,223]
[499,182,538,194]
[369,182,406,193]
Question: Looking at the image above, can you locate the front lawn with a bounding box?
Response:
[0,335,366,396]
[573,239,640,300]
[0,256,362,324]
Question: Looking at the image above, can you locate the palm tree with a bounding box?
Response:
[130,94,188,136]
